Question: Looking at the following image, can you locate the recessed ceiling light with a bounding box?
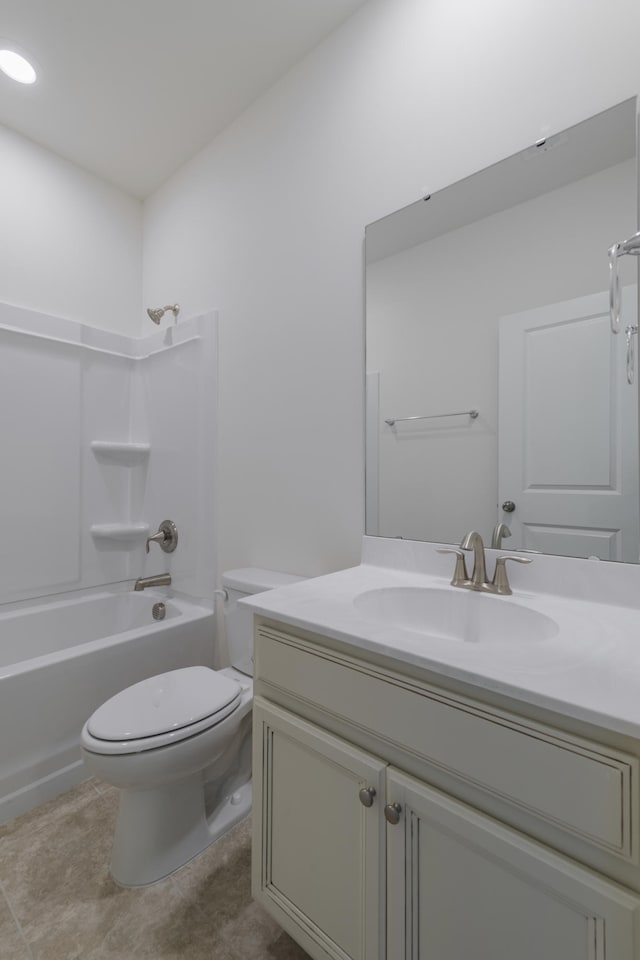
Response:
[0,45,37,84]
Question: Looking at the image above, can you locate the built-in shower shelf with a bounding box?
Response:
[90,441,150,464]
[90,523,150,545]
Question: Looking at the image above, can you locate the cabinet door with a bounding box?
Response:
[387,768,640,960]
[252,697,386,960]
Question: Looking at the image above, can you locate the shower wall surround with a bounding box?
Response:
[0,303,217,606]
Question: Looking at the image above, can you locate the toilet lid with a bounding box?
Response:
[87,666,241,741]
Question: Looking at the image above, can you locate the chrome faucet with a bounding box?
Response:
[490,521,511,550]
[134,573,172,592]
[460,530,488,589]
[438,530,532,595]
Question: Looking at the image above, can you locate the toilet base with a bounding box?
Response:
[110,777,252,887]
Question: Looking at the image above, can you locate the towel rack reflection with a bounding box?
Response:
[385,409,479,427]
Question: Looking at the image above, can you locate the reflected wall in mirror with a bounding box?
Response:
[365,98,640,562]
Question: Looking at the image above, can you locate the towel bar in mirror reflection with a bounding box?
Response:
[385,410,479,427]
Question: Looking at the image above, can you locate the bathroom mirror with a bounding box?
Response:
[365,97,640,561]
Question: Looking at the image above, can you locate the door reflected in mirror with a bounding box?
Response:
[365,97,640,562]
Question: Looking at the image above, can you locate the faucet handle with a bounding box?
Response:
[437,548,469,587]
[492,555,532,595]
[145,520,178,555]
[145,531,165,554]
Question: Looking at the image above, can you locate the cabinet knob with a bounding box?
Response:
[358,786,376,808]
[384,802,402,825]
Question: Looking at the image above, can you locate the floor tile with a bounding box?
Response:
[0,781,311,960]
[69,883,223,960]
[222,900,311,960]
[265,930,314,960]
[171,816,253,931]
[0,780,116,928]
[24,874,183,960]
[0,779,98,843]
[0,886,32,960]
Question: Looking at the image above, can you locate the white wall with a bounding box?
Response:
[143,0,640,579]
[0,124,142,334]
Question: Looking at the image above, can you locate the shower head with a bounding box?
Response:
[147,303,180,324]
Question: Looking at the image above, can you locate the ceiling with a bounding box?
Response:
[0,0,369,198]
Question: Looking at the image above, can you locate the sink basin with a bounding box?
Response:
[353,587,559,645]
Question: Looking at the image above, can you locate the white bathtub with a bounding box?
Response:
[0,588,215,824]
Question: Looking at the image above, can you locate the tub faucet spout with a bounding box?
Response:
[134,574,171,592]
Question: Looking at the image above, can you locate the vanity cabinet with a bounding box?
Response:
[252,699,385,960]
[387,769,638,959]
[251,619,640,960]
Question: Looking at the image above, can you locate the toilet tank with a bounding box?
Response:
[221,568,305,676]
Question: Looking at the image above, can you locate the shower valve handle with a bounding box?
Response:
[145,520,178,554]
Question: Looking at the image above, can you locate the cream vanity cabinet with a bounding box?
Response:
[251,619,640,960]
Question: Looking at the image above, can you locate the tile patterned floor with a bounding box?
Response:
[0,780,311,960]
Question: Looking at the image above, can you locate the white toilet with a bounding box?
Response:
[81,568,302,887]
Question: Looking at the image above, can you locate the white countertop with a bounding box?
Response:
[242,538,640,740]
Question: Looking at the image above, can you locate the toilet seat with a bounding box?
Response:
[82,667,241,756]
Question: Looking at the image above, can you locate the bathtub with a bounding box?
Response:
[0,588,215,824]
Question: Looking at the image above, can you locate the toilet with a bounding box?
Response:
[81,568,303,887]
